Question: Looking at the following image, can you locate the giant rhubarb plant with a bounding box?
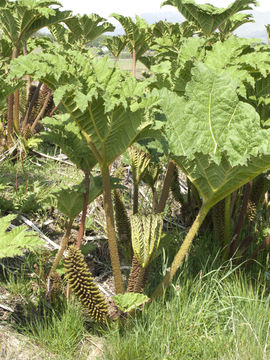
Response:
[152,62,270,298]
[110,14,152,76]
[0,0,71,141]
[10,50,158,294]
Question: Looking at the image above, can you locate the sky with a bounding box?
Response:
[58,0,270,40]
[58,0,270,17]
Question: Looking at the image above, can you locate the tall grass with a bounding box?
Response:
[103,265,270,360]
[21,302,86,360]
[1,229,269,359]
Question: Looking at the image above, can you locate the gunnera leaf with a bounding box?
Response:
[113,292,149,313]
[0,215,44,258]
[160,62,270,208]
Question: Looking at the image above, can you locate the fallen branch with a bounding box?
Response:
[0,145,16,163]
[30,149,74,166]
[0,303,13,312]
[20,215,60,250]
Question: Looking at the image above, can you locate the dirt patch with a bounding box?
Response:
[0,325,50,360]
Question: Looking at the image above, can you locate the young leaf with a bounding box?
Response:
[113,293,149,313]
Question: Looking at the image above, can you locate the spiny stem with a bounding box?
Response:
[22,82,42,132]
[132,47,136,77]
[102,165,124,294]
[229,181,252,258]
[156,160,176,214]
[76,171,90,249]
[133,182,139,214]
[31,88,52,132]
[151,203,210,299]
[48,219,73,281]
[12,46,20,134]
[7,93,14,146]
[222,194,231,262]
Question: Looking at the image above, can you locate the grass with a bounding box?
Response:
[1,246,269,359]
[23,303,86,360]
[103,267,270,360]
[110,58,148,78]
[1,148,269,359]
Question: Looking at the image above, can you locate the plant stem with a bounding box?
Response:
[222,194,231,261]
[31,88,52,132]
[21,154,28,194]
[76,170,90,249]
[230,190,238,217]
[212,199,225,245]
[23,41,31,100]
[22,82,42,132]
[48,219,73,279]
[49,102,60,117]
[156,160,176,214]
[151,203,210,299]
[229,181,252,258]
[12,46,20,133]
[13,90,20,133]
[152,187,158,211]
[132,47,136,77]
[102,165,124,294]
[133,182,139,214]
[7,93,14,146]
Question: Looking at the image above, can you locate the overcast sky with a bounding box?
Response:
[59,0,270,16]
[59,0,270,40]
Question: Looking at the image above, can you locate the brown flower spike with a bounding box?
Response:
[64,246,108,322]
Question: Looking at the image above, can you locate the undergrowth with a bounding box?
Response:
[1,245,269,360]
[103,266,270,360]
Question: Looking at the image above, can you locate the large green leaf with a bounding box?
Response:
[203,37,270,97]
[9,51,158,167]
[151,37,205,95]
[160,62,270,208]
[162,0,257,37]
[152,20,196,39]
[50,14,115,50]
[131,214,163,268]
[218,13,254,39]
[64,14,114,45]
[110,13,152,59]
[53,175,103,220]
[103,36,126,58]
[0,1,71,46]
[54,175,122,220]
[0,38,13,63]
[41,114,97,171]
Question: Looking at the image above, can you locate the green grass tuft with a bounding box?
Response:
[103,267,270,360]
